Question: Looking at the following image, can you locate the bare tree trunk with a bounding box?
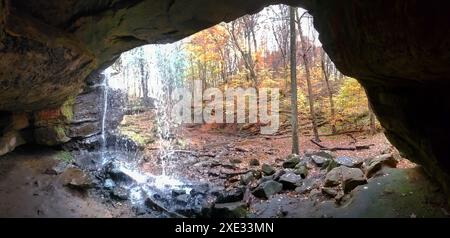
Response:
[368,102,376,135]
[321,50,337,134]
[290,6,300,155]
[139,61,149,102]
[297,11,320,142]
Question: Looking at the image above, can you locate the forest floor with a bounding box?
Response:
[118,111,448,218]
[0,111,447,218]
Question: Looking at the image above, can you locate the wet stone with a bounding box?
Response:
[311,155,328,167]
[279,172,302,190]
[211,202,248,218]
[283,154,301,168]
[215,187,244,203]
[252,180,283,199]
[336,156,363,168]
[110,187,129,200]
[261,164,276,176]
[103,178,116,190]
[172,189,186,197]
[175,194,191,205]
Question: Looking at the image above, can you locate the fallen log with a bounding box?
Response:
[310,139,374,151]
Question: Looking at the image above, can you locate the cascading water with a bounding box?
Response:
[100,71,110,165]
[97,43,195,212]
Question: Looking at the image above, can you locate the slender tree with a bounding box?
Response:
[289,6,300,154]
[321,50,337,134]
[296,10,320,142]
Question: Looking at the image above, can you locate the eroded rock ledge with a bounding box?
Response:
[1,0,450,194]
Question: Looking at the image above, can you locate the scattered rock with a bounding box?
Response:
[279,172,302,190]
[260,176,273,183]
[294,165,309,179]
[172,189,186,197]
[175,194,191,205]
[324,166,366,193]
[252,180,283,199]
[306,150,335,160]
[249,159,260,166]
[336,156,363,168]
[295,178,320,194]
[105,162,136,185]
[341,167,367,193]
[283,154,300,168]
[324,167,343,187]
[261,164,276,176]
[44,162,69,175]
[323,159,339,172]
[216,187,244,203]
[110,187,129,200]
[322,187,339,197]
[365,154,398,178]
[272,169,286,181]
[144,196,166,212]
[61,167,95,190]
[311,155,328,167]
[0,130,26,157]
[103,179,116,190]
[240,172,255,185]
[190,184,210,196]
[211,202,247,218]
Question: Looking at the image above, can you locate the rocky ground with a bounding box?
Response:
[0,111,449,218]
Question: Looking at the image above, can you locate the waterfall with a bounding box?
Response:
[100,71,110,164]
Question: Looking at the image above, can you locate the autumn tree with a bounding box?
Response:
[290,6,300,154]
[321,50,337,134]
[296,10,320,142]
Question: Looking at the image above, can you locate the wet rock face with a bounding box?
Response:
[309,0,450,193]
[0,0,450,194]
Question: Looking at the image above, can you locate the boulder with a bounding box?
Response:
[252,180,283,199]
[172,189,186,197]
[261,164,276,176]
[294,165,309,179]
[335,156,363,168]
[283,154,300,168]
[175,194,191,205]
[322,187,339,198]
[295,178,320,194]
[279,172,302,190]
[211,202,247,218]
[104,162,137,185]
[240,172,255,185]
[215,187,244,203]
[0,130,26,156]
[324,167,343,187]
[324,166,367,193]
[190,183,210,196]
[341,167,367,193]
[272,169,286,181]
[110,187,129,200]
[323,159,339,172]
[311,155,328,167]
[366,154,398,178]
[103,179,116,190]
[305,150,335,160]
[61,167,95,190]
[44,161,70,175]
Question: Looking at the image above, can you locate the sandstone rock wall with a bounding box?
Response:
[1,0,450,195]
